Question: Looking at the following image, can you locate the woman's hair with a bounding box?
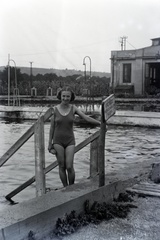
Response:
[56,86,76,102]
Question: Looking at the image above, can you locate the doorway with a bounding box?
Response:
[145,62,160,95]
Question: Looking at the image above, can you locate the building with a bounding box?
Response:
[111,38,160,96]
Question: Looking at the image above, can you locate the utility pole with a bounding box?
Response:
[123,36,128,50]
[29,61,33,91]
[119,37,124,50]
[119,36,128,50]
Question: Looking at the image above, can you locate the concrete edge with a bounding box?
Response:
[0,177,139,240]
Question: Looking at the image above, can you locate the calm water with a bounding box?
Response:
[0,120,160,210]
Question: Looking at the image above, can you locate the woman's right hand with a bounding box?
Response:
[50,148,56,155]
[48,143,52,152]
[48,144,56,155]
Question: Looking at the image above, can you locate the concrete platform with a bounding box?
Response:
[0,105,160,128]
[0,157,154,240]
[0,106,46,120]
[108,110,160,128]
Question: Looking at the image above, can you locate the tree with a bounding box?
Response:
[0,66,23,95]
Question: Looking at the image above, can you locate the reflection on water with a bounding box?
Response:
[0,120,160,210]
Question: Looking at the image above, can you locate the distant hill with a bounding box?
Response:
[0,66,110,78]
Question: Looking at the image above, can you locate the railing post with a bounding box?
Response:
[90,138,99,177]
[98,94,116,187]
[98,110,106,187]
[34,116,46,197]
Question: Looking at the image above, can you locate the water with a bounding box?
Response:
[0,120,160,210]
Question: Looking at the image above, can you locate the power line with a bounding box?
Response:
[7,38,117,58]
[126,40,136,49]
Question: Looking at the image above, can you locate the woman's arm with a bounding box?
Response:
[48,114,55,151]
[74,105,101,126]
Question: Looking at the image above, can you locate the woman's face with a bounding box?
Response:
[61,90,72,104]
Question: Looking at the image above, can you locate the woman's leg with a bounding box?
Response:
[65,145,75,185]
[54,144,68,187]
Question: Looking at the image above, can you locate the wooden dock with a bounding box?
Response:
[127,182,160,197]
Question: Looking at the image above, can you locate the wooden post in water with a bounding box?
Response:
[98,94,116,187]
[90,138,99,177]
[34,116,46,197]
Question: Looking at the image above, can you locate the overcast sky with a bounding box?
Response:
[0,0,160,73]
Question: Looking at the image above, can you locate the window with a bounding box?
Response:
[123,64,131,83]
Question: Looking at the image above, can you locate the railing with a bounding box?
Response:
[4,130,100,202]
[0,95,115,202]
[0,109,102,201]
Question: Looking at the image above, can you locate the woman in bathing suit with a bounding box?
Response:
[48,86,100,187]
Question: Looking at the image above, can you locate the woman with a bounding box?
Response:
[48,86,100,187]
